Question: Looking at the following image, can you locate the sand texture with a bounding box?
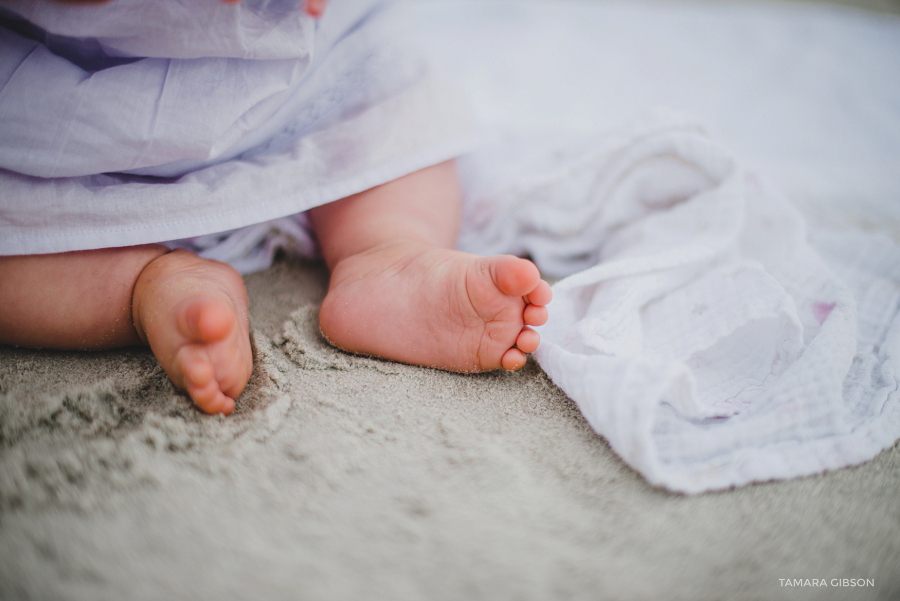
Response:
[1,258,898,600]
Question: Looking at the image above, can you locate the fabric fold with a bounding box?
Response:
[0,0,479,254]
[458,112,894,493]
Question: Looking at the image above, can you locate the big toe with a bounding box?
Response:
[489,256,541,297]
[178,297,236,343]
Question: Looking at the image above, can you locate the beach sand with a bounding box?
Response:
[2,256,898,600]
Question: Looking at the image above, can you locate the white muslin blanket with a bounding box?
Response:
[426,0,900,492]
[457,113,900,493]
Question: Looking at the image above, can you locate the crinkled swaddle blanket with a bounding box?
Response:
[1,0,898,493]
[458,114,900,493]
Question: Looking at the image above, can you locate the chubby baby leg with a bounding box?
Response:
[309,161,552,372]
[0,247,251,415]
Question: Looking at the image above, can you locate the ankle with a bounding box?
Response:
[130,248,177,345]
[327,238,441,286]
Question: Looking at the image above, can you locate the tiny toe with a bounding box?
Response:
[186,373,217,401]
[523,304,549,326]
[185,374,231,414]
[193,387,234,415]
[183,356,215,388]
[515,327,540,354]
[180,351,242,416]
[525,280,553,307]
[219,362,253,402]
[179,299,233,342]
[501,347,527,371]
[490,256,541,297]
[204,393,234,416]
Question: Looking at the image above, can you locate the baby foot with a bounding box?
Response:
[318,240,552,372]
[132,250,252,415]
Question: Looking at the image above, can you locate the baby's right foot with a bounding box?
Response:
[132,250,252,415]
[318,240,552,373]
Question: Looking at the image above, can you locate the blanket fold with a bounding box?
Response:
[458,112,895,492]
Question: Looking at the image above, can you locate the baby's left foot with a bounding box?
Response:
[318,240,552,372]
[132,250,252,415]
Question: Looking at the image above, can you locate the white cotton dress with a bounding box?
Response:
[0,0,477,261]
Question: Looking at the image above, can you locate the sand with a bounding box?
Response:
[1,257,898,600]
